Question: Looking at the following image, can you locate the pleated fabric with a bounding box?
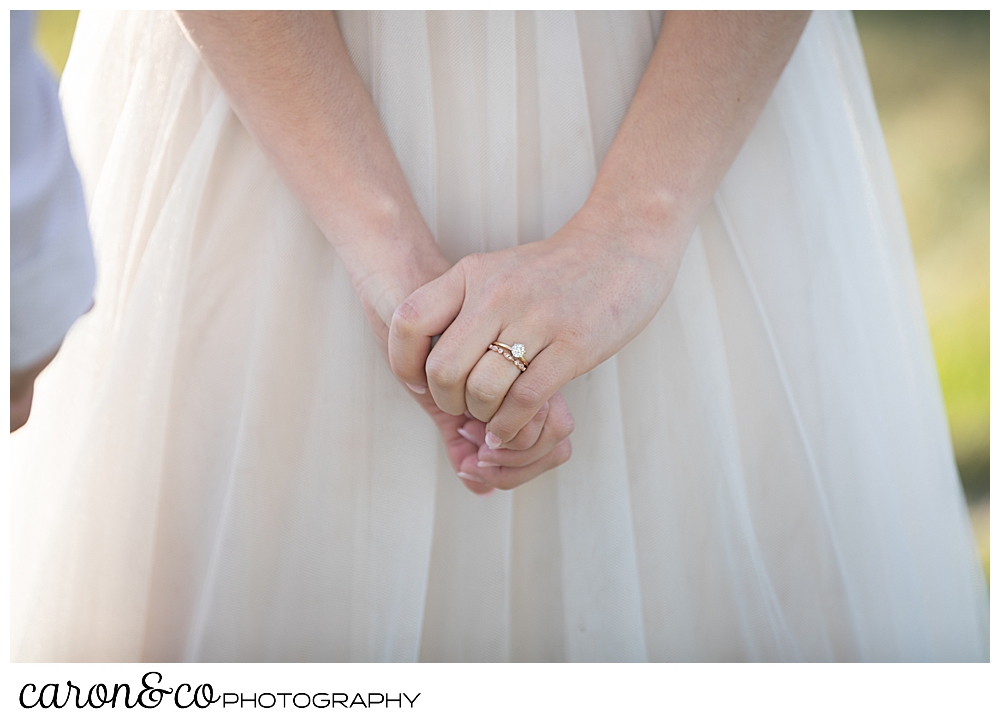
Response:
[10,10,988,662]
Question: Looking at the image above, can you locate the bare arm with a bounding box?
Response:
[174,11,576,493]
[175,11,448,344]
[390,11,811,467]
[587,11,811,265]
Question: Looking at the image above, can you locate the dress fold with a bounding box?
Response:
[10,10,988,662]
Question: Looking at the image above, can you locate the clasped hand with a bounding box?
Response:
[388,208,676,494]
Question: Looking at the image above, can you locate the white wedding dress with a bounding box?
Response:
[10,10,988,662]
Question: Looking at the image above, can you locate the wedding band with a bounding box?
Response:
[488,342,528,373]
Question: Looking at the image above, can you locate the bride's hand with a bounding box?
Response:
[175,12,578,495]
[387,9,811,466]
[360,256,577,495]
[177,11,808,492]
[407,385,574,494]
[388,204,682,463]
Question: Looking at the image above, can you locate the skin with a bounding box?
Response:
[389,11,811,489]
[10,346,59,432]
[175,11,574,494]
[176,11,809,493]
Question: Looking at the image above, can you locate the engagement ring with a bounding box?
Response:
[488,342,528,373]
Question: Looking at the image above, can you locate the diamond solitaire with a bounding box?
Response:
[488,341,528,372]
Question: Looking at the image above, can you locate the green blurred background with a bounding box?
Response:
[853,11,989,584]
[32,10,989,582]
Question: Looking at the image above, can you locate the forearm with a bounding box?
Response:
[585,11,810,264]
[175,11,447,333]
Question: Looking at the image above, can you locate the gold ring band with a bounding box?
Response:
[493,342,527,364]
[488,342,528,373]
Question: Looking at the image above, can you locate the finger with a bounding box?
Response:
[457,461,497,495]
[424,313,500,416]
[477,395,573,467]
[485,345,572,446]
[500,391,571,452]
[408,382,477,467]
[407,384,494,496]
[414,255,509,415]
[464,346,524,423]
[388,266,465,394]
[459,438,573,491]
[493,399,549,451]
[456,417,486,447]
[464,333,548,422]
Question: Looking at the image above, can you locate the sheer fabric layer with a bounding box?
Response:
[10,10,988,662]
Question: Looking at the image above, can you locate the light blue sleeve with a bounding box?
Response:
[10,10,96,371]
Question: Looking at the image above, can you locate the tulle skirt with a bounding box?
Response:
[10,10,988,661]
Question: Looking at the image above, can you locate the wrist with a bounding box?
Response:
[574,183,692,274]
[332,218,449,347]
[357,243,450,335]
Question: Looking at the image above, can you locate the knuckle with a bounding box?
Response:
[465,375,507,407]
[425,356,461,391]
[489,417,518,441]
[509,381,543,411]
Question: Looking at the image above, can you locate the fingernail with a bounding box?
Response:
[406,383,426,394]
[457,471,485,485]
[485,431,502,449]
[457,427,477,445]
[477,460,500,468]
